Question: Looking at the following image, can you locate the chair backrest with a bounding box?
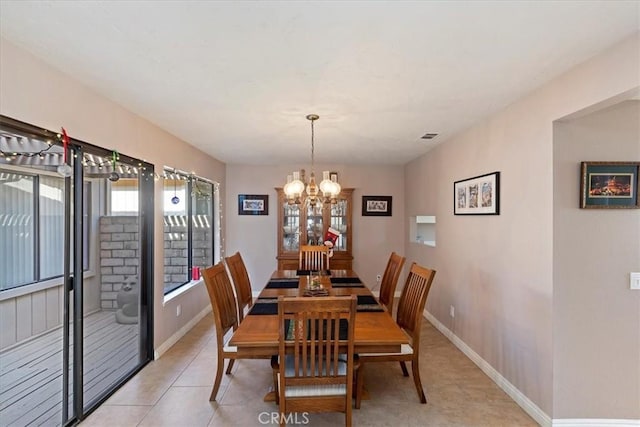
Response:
[202,262,239,345]
[224,251,253,321]
[378,252,406,314]
[396,263,436,348]
[299,245,330,270]
[278,295,356,401]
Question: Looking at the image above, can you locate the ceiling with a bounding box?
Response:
[0,1,638,166]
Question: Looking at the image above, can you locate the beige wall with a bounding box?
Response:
[225,164,405,290]
[404,33,639,418]
[3,27,639,421]
[553,101,640,419]
[0,37,226,350]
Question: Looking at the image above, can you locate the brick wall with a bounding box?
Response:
[99,215,213,306]
[99,216,139,309]
[163,215,212,288]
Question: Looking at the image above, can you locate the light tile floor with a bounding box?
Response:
[81,313,538,426]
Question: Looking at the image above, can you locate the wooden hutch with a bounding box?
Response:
[276,188,353,270]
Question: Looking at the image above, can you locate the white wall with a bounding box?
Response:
[404,32,639,420]
[553,101,640,419]
[0,37,226,351]
[225,164,405,290]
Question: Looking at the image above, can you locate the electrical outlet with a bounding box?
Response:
[449,305,455,318]
[176,304,182,317]
[376,274,381,282]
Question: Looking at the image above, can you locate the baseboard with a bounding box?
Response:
[425,310,552,427]
[154,304,212,359]
[552,420,640,426]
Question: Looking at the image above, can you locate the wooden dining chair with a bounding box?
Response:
[201,262,246,401]
[299,244,330,270]
[271,296,357,427]
[378,252,406,314]
[355,262,436,407]
[224,251,253,322]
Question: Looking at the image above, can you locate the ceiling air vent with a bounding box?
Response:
[421,133,438,140]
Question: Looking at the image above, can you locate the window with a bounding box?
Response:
[38,174,64,279]
[109,178,139,215]
[191,179,213,271]
[0,170,35,288]
[0,167,91,291]
[163,171,216,294]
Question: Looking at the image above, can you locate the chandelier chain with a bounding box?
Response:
[310,118,315,172]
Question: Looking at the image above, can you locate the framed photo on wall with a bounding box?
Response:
[238,194,269,215]
[362,196,392,216]
[580,161,639,209]
[454,171,500,215]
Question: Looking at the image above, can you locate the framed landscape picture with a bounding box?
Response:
[454,171,500,215]
[580,161,639,209]
[362,196,392,216]
[238,194,269,215]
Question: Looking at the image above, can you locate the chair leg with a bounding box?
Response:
[272,369,279,405]
[279,402,285,427]
[210,356,226,401]
[410,359,427,404]
[399,361,409,377]
[355,364,364,409]
[225,358,235,375]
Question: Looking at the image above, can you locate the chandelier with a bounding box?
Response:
[283,114,341,207]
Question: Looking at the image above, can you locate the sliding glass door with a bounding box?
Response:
[0,116,153,426]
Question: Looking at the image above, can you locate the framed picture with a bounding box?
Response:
[580,161,639,209]
[362,196,392,216]
[238,194,269,215]
[330,171,339,182]
[454,171,500,215]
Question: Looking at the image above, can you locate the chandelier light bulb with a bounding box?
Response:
[289,171,305,196]
[319,171,333,196]
[283,174,294,197]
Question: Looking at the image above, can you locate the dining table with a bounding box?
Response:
[229,269,409,357]
[229,269,410,401]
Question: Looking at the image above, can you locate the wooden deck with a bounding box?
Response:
[0,310,139,426]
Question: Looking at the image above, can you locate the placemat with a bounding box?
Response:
[330,277,364,287]
[296,269,331,276]
[265,279,300,289]
[356,295,384,312]
[248,298,278,315]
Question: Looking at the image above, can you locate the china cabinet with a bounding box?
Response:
[276,188,353,270]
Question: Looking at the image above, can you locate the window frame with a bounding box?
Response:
[162,170,217,295]
[0,165,92,292]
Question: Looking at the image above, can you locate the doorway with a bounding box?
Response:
[0,116,154,425]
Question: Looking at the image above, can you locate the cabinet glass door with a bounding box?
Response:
[282,203,300,251]
[330,200,348,251]
[306,204,323,245]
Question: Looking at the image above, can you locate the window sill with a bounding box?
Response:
[411,240,436,247]
[163,279,203,305]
